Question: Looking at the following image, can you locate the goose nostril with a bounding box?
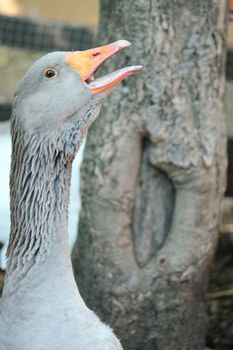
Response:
[92,52,101,57]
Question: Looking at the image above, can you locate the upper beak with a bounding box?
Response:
[65,40,142,95]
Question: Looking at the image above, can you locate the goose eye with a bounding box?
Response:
[44,68,57,79]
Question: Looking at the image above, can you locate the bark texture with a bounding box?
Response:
[72,1,228,349]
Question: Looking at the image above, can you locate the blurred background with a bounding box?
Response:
[0,0,99,24]
[0,0,232,348]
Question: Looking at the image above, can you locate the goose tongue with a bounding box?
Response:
[87,65,142,95]
[65,40,142,95]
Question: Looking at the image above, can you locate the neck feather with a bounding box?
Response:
[6,113,81,278]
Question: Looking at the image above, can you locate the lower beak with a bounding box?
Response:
[65,40,142,95]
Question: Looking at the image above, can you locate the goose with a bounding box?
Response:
[0,40,142,350]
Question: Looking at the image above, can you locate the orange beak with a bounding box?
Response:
[65,40,142,95]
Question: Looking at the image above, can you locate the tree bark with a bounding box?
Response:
[72,1,228,349]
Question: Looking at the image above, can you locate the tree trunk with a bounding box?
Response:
[72,1,228,349]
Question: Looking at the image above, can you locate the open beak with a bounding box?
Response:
[65,40,142,95]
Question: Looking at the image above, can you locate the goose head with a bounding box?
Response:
[13,40,142,155]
